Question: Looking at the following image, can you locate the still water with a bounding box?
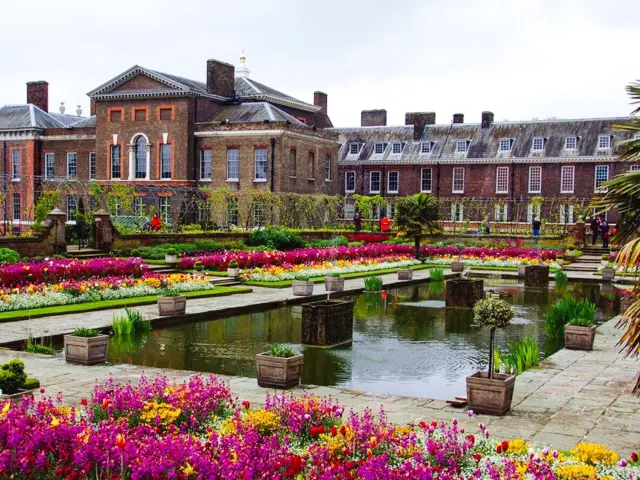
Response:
[109,280,620,400]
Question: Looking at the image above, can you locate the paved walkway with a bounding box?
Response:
[1,318,638,453]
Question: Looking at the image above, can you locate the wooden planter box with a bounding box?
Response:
[227,267,239,278]
[256,352,304,389]
[565,325,596,351]
[0,388,38,401]
[64,334,109,365]
[567,250,577,257]
[445,278,484,308]
[324,276,344,292]
[466,372,516,416]
[524,265,550,287]
[302,300,354,347]
[602,268,615,281]
[165,254,177,264]
[292,280,314,296]
[157,296,187,316]
[451,262,465,273]
[397,269,413,280]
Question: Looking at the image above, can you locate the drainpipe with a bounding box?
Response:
[510,161,516,222]
[436,122,454,199]
[269,137,276,192]
[2,140,6,235]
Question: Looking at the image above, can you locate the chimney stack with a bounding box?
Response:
[26,81,49,112]
[405,112,436,140]
[481,111,494,129]
[206,59,235,98]
[361,109,387,127]
[314,91,328,115]
[453,113,464,124]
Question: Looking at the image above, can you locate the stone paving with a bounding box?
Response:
[1,318,638,453]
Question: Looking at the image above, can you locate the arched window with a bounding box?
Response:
[134,135,147,179]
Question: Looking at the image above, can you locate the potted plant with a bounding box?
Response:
[364,275,383,292]
[397,269,413,280]
[165,248,178,264]
[555,254,564,266]
[451,255,465,273]
[292,278,314,296]
[227,260,240,278]
[157,287,187,316]
[324,272,344,292]
[64,328,109,365]
[256,344,304,389]
[466,298,516,415]
[601,253,610,267]
[0,359,27,398]
[566,245,576,257]
[565,316,597,351]
[195,261,204,272]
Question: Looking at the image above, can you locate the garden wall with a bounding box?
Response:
[0,211,65,257]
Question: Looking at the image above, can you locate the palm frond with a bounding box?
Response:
[626,82,640,115]
[590,170,640,243]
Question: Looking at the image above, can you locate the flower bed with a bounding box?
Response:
[0,375,637,478]
[0,257,147,288]
[179,244,561,271]
[0,273,210,312]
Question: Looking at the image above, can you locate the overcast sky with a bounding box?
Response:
[1,0,639,127]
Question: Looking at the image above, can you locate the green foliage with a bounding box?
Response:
[545,296,597,339]
[247,227,305,251]
[228,260,239,269]
[194,261,204,271]
[601,253,610,260]
[180,224,204,234]
[113,307,150,336]
[34,190,60,229]
[428,268,444,281]
[326,272,341,278]
[25,331,54,355]
[0,359,27,394]
[0,248,20,265]
[393,193,441,258]
[112,314,134,336]
[473,298,515,329]
[353,195,388,228]
[309,236,349,248]
[554,270,568,286]
[23,378,40,390]
[364,276,383,292]
[496,336,540,375]
[166,248,177,256]
[266,344,297,358]
[72,328,102,338]
[569,316,596,327]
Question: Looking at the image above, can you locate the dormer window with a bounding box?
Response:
[532,137,545,152]
[421,141,434,154]
[565,136,578,150]
[348,143,361,155]
[374,142,387,155]
[391,142,403,154]
[456,140,469,153]
[598,135,612,149]
[499,138,513,152]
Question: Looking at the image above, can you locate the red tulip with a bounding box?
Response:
[496,445,502,454]
[631,452,638,463]
[501,441,509,452]
[418,421,427,429]
[366,448,372,458]
[340,425,347,436]
[466,434,475,446]
[101,398,109,409]
[241,400,250,410]
[330,426,337,437]
[473,454,482,462]
[40,388,45,394]
[80,398,88,406]
[116,434,126,449]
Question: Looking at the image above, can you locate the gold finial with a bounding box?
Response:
[240,49,246,61]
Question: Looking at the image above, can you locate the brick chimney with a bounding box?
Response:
[314,91,328,115]
[361,109,387,127]
[453,113,464,124]
[481,111,494,129]
[26,81,49,112]
[405,112,436,140]
[206,59,235,98]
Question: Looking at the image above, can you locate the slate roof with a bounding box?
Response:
[209,102,308,126]
[234,77,319,112]
[332,117,635,164]
[0,104,96,131]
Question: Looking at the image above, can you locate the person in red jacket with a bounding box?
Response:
[150,213,162,231]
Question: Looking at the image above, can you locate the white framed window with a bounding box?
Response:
[532,137,545,152]
[594,165,609,192]
[133,136,147,179]
[133,197,144,216]
[564,136,577,150]
[499,138,512,152]
[598,135,612,149]
[348,143,361,155]
[160,144,172,179]
[528,166,542,193]
[67,195,77,220]
[387,203,395,219]
[559,205,574,224]
[110,145,121,179]
[12,193,20,221]
[345,171,356,193]
[254,148,268,181]
[456,140,468,153]
[343,201,355,220]
[226,148,239,181]
[560,165,575,193]
[252,201,266,226]
[324,154,331,181]
[89,152,96,180]
[387,171,399,193]
[451,203,464,222]
[200,149,212,180]
[11,150,20,179]
[494,203,508,222]
[374,143,386,154]
[631,165,640,171]
[420,168,432,192]
[44,153,55,180]
[369,171,381,193]
[452,167,464,193]
[160,197,171,223]
[495,166,509,194]
[527,204,541,223]
[420,142,432,154]
[391,142,403,154]
[66,152,77,178]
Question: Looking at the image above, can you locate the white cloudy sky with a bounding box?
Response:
[1,0,639,126]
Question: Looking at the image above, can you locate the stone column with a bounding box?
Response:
[92,209,113,251]
[48,208,67,254]
[524,265,550,287]
[445,278,484,308]
[302,300,354,347]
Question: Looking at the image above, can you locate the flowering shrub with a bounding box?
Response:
[0,375,637,479]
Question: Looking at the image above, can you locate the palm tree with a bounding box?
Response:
[590,80,640,394]
[393,193,441,259]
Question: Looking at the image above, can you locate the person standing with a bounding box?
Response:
[354,211,362,232]
[600,217,610,248]
[590,216,600,245]
[532,216,541,237]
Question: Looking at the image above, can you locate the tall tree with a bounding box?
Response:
[393,193,441,259]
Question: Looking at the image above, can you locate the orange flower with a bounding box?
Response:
[366,448,372,458]
[116,434,126,449]
[370,436,377,448]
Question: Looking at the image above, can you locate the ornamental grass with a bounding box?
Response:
[0,374,637,479]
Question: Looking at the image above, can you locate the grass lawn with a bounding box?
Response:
[144,259,167,265]
[0,286,252,323]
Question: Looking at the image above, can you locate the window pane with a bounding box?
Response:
[135,137,147,178]
[67,153,77,178]
[111,146,121,179]
[594,165,609,192]
[200,149,212,179]
[254,148,268,180]
[598,135,611,149]
[227,149,239,180]
[421,142,431,154]
[374,143,385,154]
[565,137,577,149]
[160,197,171,223]
[392,143,403,154]
[67,195,77,219]
[349,143,359,155]
[89,152,96,179]
[496,167,509,193]
[161,144,172,179]
[421,168,432,192]
[528,166,542,193]
[11,150,20,179]
[388,171,398,192]
[134,109,146,121]
[370,172,381,192]
[324,155,331,181]
[110,110,122,122]
[499,139,511,151]
[159,108,172,121]
[561,165,575,192]
[453,167,464,193]
[45,153,55,179]
[532,138,544,151]
[456,141,467,153]
[345,172,355,192]
[12,193,20,221]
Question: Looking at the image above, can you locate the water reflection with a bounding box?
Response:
[109,279,619,400]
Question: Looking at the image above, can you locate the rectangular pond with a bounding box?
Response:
[107,279,621,401]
